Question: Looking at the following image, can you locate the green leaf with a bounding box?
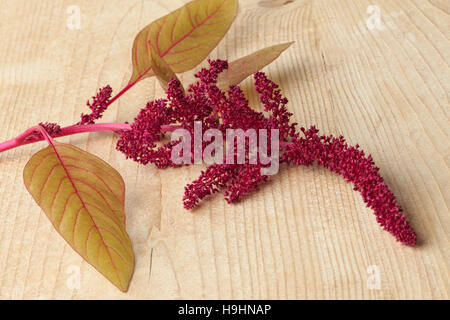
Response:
[217,42,294,89]
[129,0,238,85]
[23,142,134,292]
[147,42,182,92]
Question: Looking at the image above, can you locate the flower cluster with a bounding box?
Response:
[117,61,224,168]
[78,85,113,125]
[24,122,61,142]
[116,60,417,246]
[283,127,417,246]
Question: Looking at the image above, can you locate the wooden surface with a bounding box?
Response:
[0,0,448,299]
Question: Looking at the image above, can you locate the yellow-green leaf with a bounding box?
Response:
[129,0,238,84]
[23,142,134,292]
[147,41,182,92]
[217,42,294,89]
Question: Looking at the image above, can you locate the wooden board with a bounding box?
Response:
[0,0,448,299]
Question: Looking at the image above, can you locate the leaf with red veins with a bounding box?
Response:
[147,42,183,92]
[129,0,238,84]
[23,141,135,292]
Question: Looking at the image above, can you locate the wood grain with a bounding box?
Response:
[0,0,448,299]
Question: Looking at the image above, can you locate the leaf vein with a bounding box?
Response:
[48,142,123,288]
[65,164,124,203]
[38,163,62,202]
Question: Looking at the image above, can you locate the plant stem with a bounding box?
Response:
[0,123,131,153]
[0,65,155,154]
[36,125,53,144]
[0,122,185,153]
[107,66,152,106]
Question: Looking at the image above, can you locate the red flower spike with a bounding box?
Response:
[221,85,268,130]
[224,164,268,204]
[183,164,238,210]
[116,99,177,168]
[254,72,298,140]
[282,127,417,246]
[118,59,417,246]
[79,85,113,125]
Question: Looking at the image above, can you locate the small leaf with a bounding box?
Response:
[23,142,134,292]
[147,42,182,92]
[129,0,238,85]
[217,42,294,89]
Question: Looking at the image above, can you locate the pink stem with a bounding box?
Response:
[36,125,53,144]
[0,65,156,153]
[107,66,153,107]
[60,123,132,135]
[0,123,183,153]
[0,123,131,153]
